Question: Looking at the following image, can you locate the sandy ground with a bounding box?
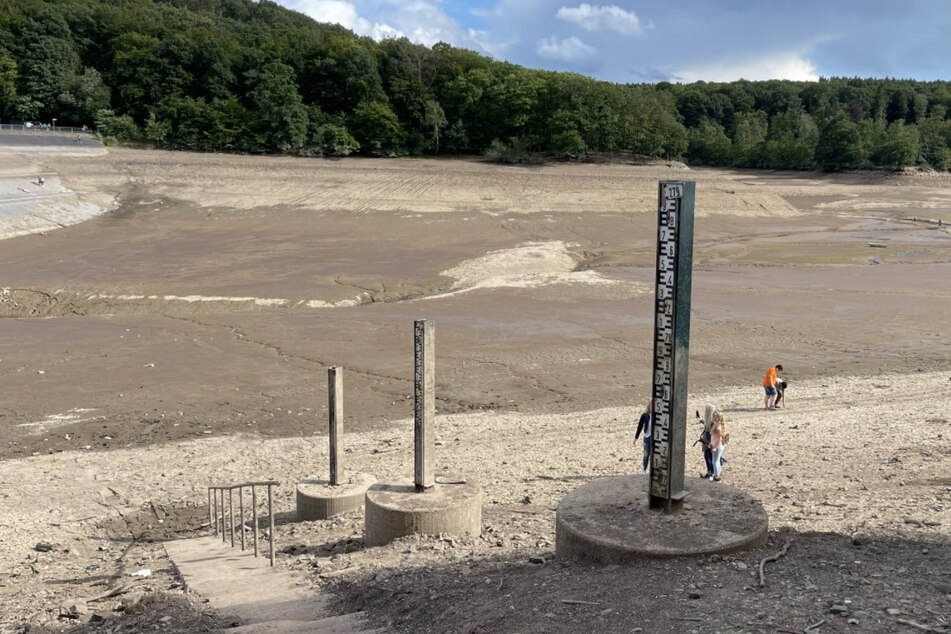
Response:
[0,140,949,632]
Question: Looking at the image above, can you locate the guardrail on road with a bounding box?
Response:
[0,124,95,134]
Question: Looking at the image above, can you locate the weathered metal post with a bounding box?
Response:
[648,180,695,513]
[414,320,435,492]
[228,487,235,546]
[238,486,246,551]
[252,485,259,557]
[216,488,222,537]
[208,488,214,534]
[328,366,343,486]
[267,483,275,566]
[221,488,227,543]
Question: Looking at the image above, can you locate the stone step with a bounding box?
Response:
[165,535,377,633]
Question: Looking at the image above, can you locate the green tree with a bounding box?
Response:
[349,100,403,154]
[442,119,469,153]
[676,88,711,128]
[422,99,447,151]
[868,120,919,168]
[57,67,110,125]
[815,113,864,168]
[16,14,80,120]
[94,108,140,141]
[313,123,359,156]
[732,110,768,166]
[0,55,15,118]
[686,119,732,165]
[247,62,308,151]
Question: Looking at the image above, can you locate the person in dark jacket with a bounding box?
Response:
[634,400,652,474]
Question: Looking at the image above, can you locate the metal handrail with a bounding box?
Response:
[207,480,280,566]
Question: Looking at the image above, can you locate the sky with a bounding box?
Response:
[276,0,951,84]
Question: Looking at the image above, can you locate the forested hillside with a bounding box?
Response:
[3,0,951,169]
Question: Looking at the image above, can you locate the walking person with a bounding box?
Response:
[634,400,653,474]
[698,402,716,479]
[763,364,783,410]
[709,412,729,482]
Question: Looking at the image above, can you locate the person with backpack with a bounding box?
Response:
[709,411,729,482]
[697,403,716,479]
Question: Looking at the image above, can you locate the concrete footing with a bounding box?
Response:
[364,477,482,547]
[556,474,768,563]
[296,473,376,521]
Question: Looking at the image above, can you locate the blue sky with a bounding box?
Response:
[277,0,951,84]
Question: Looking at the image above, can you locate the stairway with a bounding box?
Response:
[165,536,378,633]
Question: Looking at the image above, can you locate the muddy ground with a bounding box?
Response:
[0,143,949,633]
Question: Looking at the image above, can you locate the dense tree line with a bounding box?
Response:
[3,0,951,169]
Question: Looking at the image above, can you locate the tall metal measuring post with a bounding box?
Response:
[648,180,695,513]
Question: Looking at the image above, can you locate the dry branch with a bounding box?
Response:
[895,619,947,633]
[758,538,792,587]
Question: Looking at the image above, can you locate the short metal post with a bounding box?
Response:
[208,488,213,533]
[329,367,343,486]
[239,486,246,551]
[230,488,236,547]
[252,485,259,557]
[267,483,275,566]
[414,320,435,491]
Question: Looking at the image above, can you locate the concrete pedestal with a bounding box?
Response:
[556,474,768,563]
[364,477,482,547]
[296,472,376,521]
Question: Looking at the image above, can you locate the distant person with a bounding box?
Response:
[37,176,44,186]
[709,412,729,482]
[763,364,783,410]
[634,400,652,474]
[697,402,716,479]
[775,378,788,408]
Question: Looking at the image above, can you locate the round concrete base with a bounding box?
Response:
[364,477,482,547]
[556,474,768,563]
[296,472,376,521]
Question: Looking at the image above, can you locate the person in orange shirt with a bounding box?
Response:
[763,364,783,410]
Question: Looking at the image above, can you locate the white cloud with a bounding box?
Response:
[673,53,820,83]
[537,36,596,62]
[556,4,643,35]
[289,0,404,40]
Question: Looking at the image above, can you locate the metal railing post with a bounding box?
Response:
[221,488,227,543]
[239,486,246,551]
[208,481,277,562]
[215,488,222,537]
[268,483,275,566]
[252,485,259,557]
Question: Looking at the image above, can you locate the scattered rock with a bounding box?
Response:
[59,599,88,619]
[34,541,54,552]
